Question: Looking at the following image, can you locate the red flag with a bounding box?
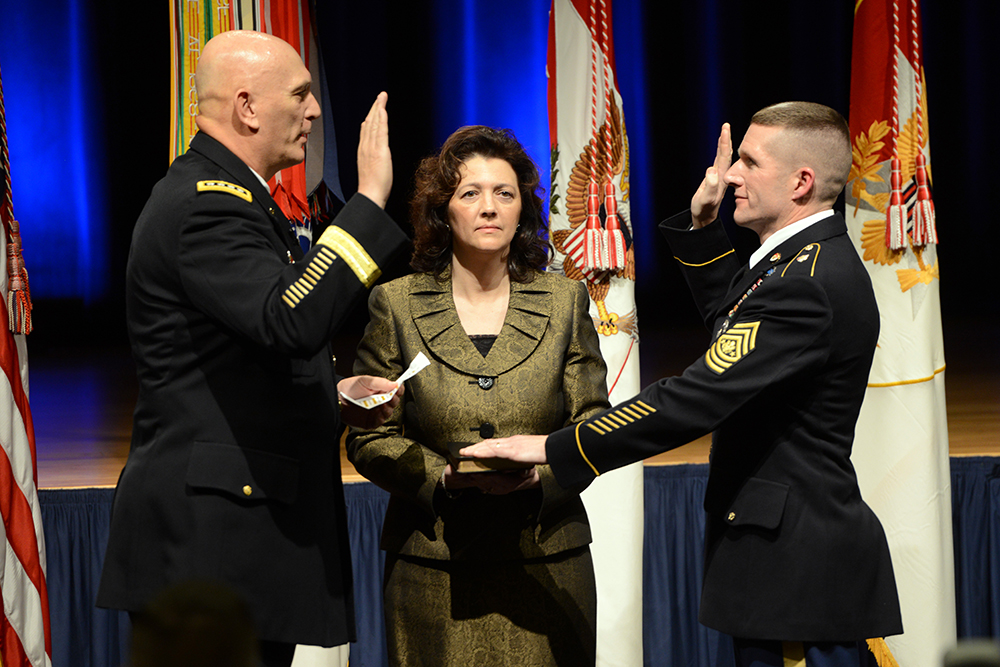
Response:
[0,63,51,667]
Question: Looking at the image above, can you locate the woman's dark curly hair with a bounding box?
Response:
[409,125,549,282]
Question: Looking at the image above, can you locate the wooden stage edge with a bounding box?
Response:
[29,319,999,489]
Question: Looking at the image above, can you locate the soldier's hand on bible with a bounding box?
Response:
[460,435,549,465]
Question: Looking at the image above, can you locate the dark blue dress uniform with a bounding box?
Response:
[547,211,903,642]
[96,132,407,646]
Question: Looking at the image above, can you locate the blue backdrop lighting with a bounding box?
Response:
[430,0,550,178]
[0,0,108,302]
[1,0,657,304]
[430,0,654,280]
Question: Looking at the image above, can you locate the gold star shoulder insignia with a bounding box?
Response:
[706,321,760,374]
[196,180,252,203]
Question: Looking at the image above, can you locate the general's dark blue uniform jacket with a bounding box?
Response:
[547,211,903,641]
[96,132,407,646]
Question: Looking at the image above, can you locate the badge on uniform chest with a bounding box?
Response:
[714,267,776,341]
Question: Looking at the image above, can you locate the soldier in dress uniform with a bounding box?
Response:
[463,102,903,667]
[97,30,408,667]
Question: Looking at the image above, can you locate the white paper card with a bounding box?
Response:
[339,352,430,410]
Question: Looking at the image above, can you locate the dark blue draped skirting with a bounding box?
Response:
[38,458,997,667]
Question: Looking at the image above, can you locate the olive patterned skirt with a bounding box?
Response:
[383,546,596,666]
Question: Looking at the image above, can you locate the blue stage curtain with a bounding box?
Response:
[39,489,130,667]
[344,482,391,667]
[643,464,734,667]
[34,459,1000,667]
[950,457,1000,638]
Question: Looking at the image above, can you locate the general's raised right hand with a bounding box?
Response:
[690,123,732,228]
[357,92,392,209]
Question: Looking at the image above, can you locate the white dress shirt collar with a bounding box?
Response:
[749,210,834,269]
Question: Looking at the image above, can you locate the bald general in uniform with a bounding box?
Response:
[97,31,407,666]
[464,102,903,667]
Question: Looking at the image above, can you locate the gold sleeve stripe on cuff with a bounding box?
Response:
[576,423,600,477]
[673,248,735,267]
[635,400,656,413]
[317,225,381,288]
[586,422,609,435]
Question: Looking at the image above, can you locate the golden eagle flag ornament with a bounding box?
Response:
[548,1,642,664]
[847,2,956,665]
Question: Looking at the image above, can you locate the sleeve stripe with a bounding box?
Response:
[621,406,643,420]
[317,225,381,288]
[673,248,735,268]
[312,256,332,272]
[575,423,600,477]
[281,246,343,309]
[608,413,629,426]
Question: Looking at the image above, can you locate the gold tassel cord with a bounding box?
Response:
[867,638,901,667]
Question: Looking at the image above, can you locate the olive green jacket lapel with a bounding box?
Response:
[408,272,551,376]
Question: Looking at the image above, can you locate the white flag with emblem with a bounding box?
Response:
[846,1,956,665]
[548,0,642,664]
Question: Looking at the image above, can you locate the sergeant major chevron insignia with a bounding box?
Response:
[706,321,760,374]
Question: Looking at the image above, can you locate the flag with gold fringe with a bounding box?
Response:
[846,1,956,665]
[0,62,50,667]
[167,5,348,665]
[548,1,643,663]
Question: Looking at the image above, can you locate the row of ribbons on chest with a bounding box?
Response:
[714,267,776,341]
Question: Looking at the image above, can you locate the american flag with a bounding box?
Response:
[0,62,51,667]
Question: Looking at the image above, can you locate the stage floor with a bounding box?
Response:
[27,320,998,489]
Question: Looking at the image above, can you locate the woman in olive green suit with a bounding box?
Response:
[348,126,609,666]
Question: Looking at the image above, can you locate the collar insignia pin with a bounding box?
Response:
[769,252,781,262]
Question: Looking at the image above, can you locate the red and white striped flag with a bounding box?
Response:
[548,1,643,664]
[0,63,51,667]
[846,2,956,665]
